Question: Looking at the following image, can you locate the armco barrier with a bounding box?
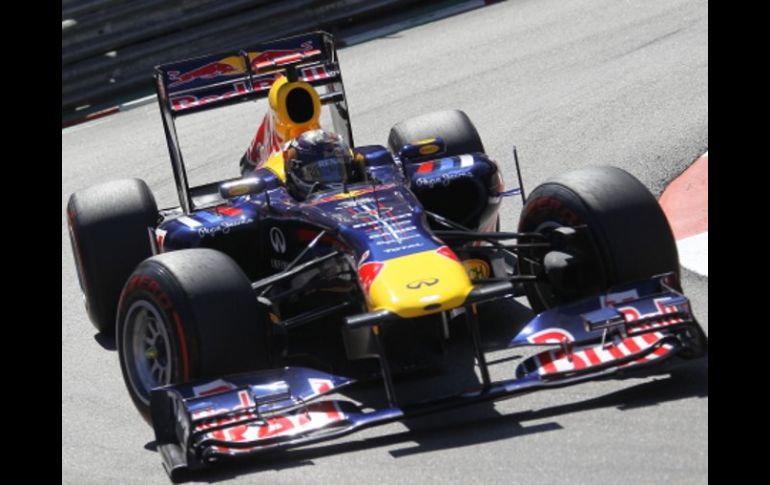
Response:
[62,0,421,116]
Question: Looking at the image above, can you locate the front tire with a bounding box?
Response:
[117,249,270,422]
[518,166,679,313]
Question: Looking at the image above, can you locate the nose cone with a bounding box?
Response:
[363,248,473,318]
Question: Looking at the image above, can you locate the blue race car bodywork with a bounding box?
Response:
[66,31,707,479]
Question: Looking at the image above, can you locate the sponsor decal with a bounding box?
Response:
[462,259,490,280]
[416,161,434,174]
[436,246,460,262]
[171,81,250,112]
[191,389,259,432]
[201,401,345,448]
[192,379,237,397]
[168,56,246,88]
[197,218,254,238]
[414,170,473,188]
[532,331,673,376]
[406,277,439,289]
[383,242,424,253]
[224,185,250,197]
[215,206,243,217]
[352,213,411,229]
[419,144,440,155]
[352,206,393,219]
[246,113,281,165]
[155,228,167,252]
[335,196,376,209]
[527,328,576,345]
[301,65,330,81]
[621,298,684,334]
[269,227,287,254]
[310,187,380,205]
[459,154,475,167]
[167,46,320,89]
[307,378,335,395]
[358,261,384,294]
[522,196,580,225]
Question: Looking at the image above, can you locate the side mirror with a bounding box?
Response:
[397,137,447,163]
[219,177,267,199]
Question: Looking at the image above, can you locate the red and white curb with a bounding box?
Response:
[660,152,708,276]
[62,94,156,129]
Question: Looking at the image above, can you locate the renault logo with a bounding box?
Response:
[406,278,439,289]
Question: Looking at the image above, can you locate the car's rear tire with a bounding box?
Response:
[518,166,679,313]
[117,249,271,423]
[388,109,485,157]
[67,179,158,335]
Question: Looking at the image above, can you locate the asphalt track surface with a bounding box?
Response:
[62,0,708,483]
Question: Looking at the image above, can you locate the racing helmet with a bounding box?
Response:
[284,129,364,200]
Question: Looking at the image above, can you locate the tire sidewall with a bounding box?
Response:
[117,267,194,422]
[67,179,158,335]
[116,249,271,423]
[518,167,679,312]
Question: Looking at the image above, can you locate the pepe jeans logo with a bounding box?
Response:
[406,278,439,289]
[269,227,286,254]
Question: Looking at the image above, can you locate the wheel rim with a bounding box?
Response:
[528,221,562,308]
[123,300,173,405]
[525,220,605,310]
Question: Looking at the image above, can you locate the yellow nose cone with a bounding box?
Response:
[367,248,473,318]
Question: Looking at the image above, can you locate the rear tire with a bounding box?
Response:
[388,109,485,156]
[116,249,271,422]
[67,179,158,335]
[518,166,679,313]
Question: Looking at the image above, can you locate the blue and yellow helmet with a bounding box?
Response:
[284,130,364,199]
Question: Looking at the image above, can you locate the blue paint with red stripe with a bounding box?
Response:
[158,147,502,277]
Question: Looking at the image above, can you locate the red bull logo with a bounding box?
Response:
[167,45,317,89]
[170,81,249,112]
[167,56,245,88]
[249,49,303,70]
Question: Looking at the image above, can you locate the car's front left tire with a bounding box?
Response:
[117,248,271,422]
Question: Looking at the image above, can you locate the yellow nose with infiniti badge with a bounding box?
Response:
[366,247,473,318]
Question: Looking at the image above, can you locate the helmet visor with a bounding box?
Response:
[297,157,349,185]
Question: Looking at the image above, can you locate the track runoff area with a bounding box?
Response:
[660,151,708,276]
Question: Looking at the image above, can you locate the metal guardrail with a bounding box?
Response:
[62,0,420,116]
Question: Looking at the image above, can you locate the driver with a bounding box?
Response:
[284,129,366,200]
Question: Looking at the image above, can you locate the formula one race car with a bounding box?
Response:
[66,31,707,478]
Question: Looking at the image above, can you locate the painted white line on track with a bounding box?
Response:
[676,231,708,277]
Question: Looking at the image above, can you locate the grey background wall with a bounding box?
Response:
[62,0,423,118]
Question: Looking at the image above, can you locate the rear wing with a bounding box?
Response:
[154,31,353,213]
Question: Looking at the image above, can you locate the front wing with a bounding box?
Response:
[151,274,707,478]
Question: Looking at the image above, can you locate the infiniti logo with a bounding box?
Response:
[269,227,286,254]
[406,278,439,289]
